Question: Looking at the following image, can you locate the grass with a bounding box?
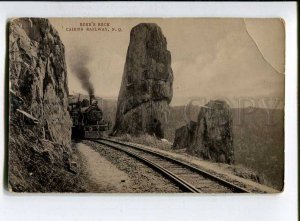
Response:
[116,133,173,151]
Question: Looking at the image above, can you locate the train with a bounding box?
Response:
[68,94,110,139]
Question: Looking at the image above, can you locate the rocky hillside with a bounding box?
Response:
[8,18,84,192]
[113,23,173,138]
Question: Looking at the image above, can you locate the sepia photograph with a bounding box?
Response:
[8,17,285,193]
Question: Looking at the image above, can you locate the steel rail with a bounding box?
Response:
[91,139,201,193]
[92,138,250,193]
[100,137,250,193]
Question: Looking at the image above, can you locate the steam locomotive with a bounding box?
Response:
[68,95,109,139]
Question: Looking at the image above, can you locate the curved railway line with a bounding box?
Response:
[89,138,251,193]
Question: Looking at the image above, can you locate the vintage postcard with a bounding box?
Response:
[8,18,284,193]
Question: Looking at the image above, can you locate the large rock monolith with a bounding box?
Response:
[114,23,173,138]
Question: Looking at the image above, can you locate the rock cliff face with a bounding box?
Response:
[8,18,81,192]
[114,23,173,138]
[9,18,72,147]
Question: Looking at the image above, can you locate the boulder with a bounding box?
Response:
[173,121,197,149]
[114,23,173,138]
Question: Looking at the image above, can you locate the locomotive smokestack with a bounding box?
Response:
[90,94,95,105]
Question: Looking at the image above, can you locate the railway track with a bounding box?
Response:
[90,138,251,193]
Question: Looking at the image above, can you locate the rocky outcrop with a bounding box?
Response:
[114,23,173,138]
[8,18,82,192]
[173,100,234,164]
[190,100,234,164]
[173,121,197,150]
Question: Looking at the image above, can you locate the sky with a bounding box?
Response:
[49,18,285,108]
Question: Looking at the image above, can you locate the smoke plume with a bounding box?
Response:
[69,48,94,95]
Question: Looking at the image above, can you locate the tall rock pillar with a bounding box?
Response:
[114,23,173,138]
